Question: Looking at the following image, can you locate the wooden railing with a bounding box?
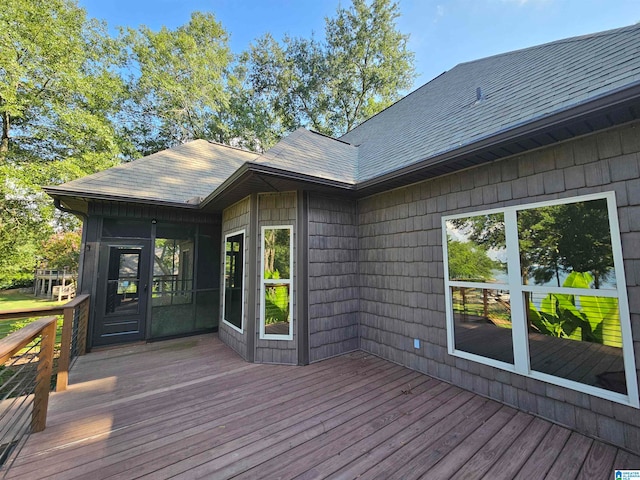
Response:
[0,294,90,468]
[0,294,90,391]
[0,317,57,433]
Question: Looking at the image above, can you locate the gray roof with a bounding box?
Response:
[46,140,257,205]
[341,23,640,182]
[49,24,640,207]
[254,128,358,184]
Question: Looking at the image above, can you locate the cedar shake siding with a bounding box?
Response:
[256,192,298,365]
[357,121,640,454]
[219,197,251,360]
[45,25,640,456]
[308,194,359,362]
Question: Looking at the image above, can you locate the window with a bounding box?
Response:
[260,226,293,340]
[443,192,639,406]
[223,231,244,332]
[105,248,141,314]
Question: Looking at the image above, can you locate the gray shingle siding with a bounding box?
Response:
[219,197,251,360]
[308,194,359,362]
[255,192,298,365]
[357,121,640,454]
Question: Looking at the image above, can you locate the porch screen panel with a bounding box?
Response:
[195,224,220,330]
[151,224,196,337]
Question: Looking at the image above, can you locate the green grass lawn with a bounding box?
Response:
[0,290,66,340]
[0,289,64,311]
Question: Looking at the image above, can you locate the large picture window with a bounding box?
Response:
[223,231,244,332]
[443,192,638,406]
[260,226,293,340]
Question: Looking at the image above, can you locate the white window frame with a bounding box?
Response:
[260,225,294,341]
[442,191,639,407]
[222,230,245,334]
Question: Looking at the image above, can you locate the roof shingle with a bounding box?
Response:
[48,23,640,205]
[46,140,257,205]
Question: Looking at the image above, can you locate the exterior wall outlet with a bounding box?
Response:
[414,338,420,349]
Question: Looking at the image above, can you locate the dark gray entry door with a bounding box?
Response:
[94,241,150,346]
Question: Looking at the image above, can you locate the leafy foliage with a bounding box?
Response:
[0,0,125,164]
[528,272,621,346]
[247,0,415,136]
[0,0,124,285]
[39,230,81,271]
[447,238,501,282]
[122,12,234,155]
[264,284,290,325]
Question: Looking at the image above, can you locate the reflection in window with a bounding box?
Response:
[452,287,513,364]
[517,199,615,289]
[527,290,624,392]
[446,213,507,283]
[261,226,293,339]
[223,232,244,330]
[153,238,194,305]
[106,248,141,314]
[443,193,636,402]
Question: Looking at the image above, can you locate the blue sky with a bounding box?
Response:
[78,0,640,90]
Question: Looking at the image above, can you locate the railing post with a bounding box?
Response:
[77,298,89,356]
[56,305,73,392]
[32,320,56,433]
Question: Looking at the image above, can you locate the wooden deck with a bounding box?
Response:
[4,334,639,479]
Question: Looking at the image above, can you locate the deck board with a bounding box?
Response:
[3,334,638,479]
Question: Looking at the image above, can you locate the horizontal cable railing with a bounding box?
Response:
[0,317,56,473]
[0,294,90,474]
[55,295,90,391]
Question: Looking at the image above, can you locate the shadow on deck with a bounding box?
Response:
[4,334,639,479]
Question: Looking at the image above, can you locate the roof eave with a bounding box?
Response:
[200,162,357,212]
[43,186,200,210]
[355,82,640,196]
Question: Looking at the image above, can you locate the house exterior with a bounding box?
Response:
[46,24,640,454]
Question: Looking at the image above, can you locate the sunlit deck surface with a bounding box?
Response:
[6,334,639,479]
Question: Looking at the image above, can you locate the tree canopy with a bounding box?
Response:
[0,0,417,286]
[122,12,233,155]
[0,0,125,286]
[247,0,415,137]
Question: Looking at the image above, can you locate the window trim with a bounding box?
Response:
[260,225,294,341]
[222,230,245,334]
[442,191,639,408]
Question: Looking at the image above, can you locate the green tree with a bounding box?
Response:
[122,12,235,155]
[0,0,125,286]
[248,33,330,135]
[247,0,415,137]
[0,0,125,164]
[447,238,500,282]
[554,200,613,288]
[40,230,81,272]
[324,0,415,134]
